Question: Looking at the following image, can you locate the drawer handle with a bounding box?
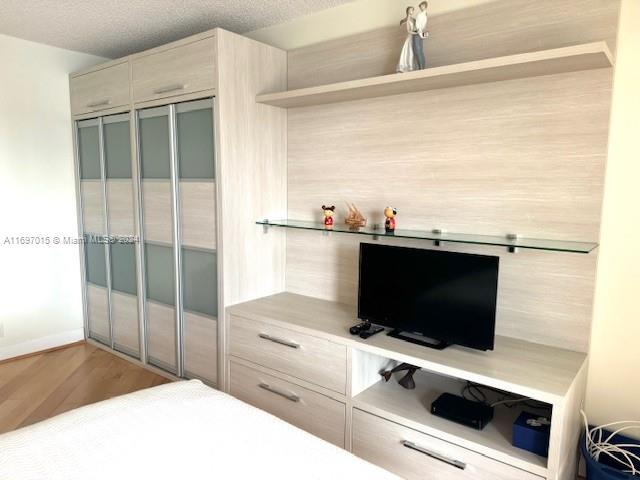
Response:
[86,99,112,108]
[401,441,466,470]
[154,83,187,95]
[258,382,300,402]
[258,333,300,349]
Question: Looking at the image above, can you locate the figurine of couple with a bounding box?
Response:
[397,1,429,73]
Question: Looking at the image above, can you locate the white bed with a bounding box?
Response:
[0,380,399,480]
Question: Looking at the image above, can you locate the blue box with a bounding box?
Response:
[512,411,551,457]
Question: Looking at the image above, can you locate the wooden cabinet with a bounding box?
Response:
[352,409,543,480]
[230,361,346,448]
[229,314,348,394]
[131,37,216,104]
[70,28,287,395]
[70,62,130,116]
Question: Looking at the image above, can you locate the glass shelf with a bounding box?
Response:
[256,219,598,254]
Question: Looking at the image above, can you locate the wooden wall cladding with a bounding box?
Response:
[285,69,612,353]
[287,0,620,90]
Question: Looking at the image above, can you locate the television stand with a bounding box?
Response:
[387,329,449,350]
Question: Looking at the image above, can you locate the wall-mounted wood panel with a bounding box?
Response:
[107,181,135,236]
[286,229,597,352]
[180,182,216,250]
[285,70,612,353]
[288,0,620,89]
[288,71,611,241]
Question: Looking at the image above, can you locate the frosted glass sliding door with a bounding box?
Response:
[137,99,217,381]
[176,99,218,384]
[77,118,110,345]
[104,114,140,357]
[138,105,179,374]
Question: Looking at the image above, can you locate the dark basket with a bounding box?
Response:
[580,431,640,479]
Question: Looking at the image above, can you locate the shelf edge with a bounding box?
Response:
[256,41,613,108]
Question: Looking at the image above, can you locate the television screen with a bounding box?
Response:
[358,243,499,351]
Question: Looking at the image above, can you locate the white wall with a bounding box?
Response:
[586,0,640,428]
[0,34,106,360]
[247,0,640,427]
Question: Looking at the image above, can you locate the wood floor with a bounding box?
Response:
[0,342,170,434]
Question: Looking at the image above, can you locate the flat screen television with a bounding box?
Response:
[358,243,499,351]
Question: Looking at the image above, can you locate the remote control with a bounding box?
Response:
[349,322,370,335]
[360,325,384,339]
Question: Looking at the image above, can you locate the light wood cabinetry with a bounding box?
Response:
[146,300,177,371]
[87,285,110,342]
[107,181,135,236]
[131,36,216,104]
[227,293,589,480]
[80,181,105,234]
[70,29,287,389]
[141,181,173,244]
[229,314,347,394]
[352,409,543,480]
[183,312,218,383]
[111,291,139,355]
[230,361,346,447]
[70,62,130,116]
[179,182,216,250]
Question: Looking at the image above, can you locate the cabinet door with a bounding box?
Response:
[139,106,178,374]
[70,62,130,116]
[177,99,218,384]
[131,37,216,104]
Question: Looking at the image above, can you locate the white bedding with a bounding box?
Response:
[0,380,399,480]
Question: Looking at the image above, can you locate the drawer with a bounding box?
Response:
[229,315,347,394]
[230,361,345,448]
[352,409,543,480]
[70,62,130,115]
[132,37,216,103]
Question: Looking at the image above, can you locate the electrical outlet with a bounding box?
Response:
[0,322,4,338]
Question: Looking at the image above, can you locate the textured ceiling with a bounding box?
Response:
[0,0,355,58]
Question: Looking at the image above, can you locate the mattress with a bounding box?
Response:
[0,379,399,480]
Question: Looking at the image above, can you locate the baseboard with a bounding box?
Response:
[0,328,85,362]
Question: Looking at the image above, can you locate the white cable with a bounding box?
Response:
[490,397,531,407]
[581,410,640,476]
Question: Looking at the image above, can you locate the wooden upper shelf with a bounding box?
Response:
[256,42,613,108]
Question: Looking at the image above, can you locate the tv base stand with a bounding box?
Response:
[387,329,449,350]
[227,292,589,480]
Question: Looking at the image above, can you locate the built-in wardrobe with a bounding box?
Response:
[70,29,287,387]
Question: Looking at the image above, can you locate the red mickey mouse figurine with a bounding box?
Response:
[322,205,335,229]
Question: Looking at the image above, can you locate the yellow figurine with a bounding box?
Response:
[384,206,397,233]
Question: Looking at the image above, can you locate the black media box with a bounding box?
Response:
[431,393,494,430]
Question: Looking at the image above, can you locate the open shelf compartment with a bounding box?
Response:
[256,42,613,108]
[257,219,598,254]
[351,353,552,477]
